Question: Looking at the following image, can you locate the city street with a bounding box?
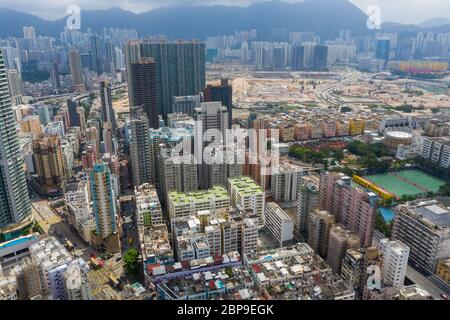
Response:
[31,190,96,260]
[119,197,139,255]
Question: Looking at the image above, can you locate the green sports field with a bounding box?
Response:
[396,169,445,193]
[364,169,445,197]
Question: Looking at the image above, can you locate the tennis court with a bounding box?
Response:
[364,169,446,197]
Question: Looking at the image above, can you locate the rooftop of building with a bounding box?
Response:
[400,197,450,229]
[345,248,364,261]
[29,236,73,271]
[438,258,450,268]
[64,264,84,290]
[245,243,315,264]
[380,239,410,254]
[121,282,154,300]
[140,225,173,260]
[168,186,230,205]
[146,252,241,278]
[172,209,258,237]
[208,236,356,299]
[157,265,254,300]
[65,181,83,193]
[265,202,292,222]
[135,184,161,211]
[311,209,334,220]
[423,137,450,147]
[330,224,360,241]
[301,174,320,187]
[398,285,432,299]
[0,277,17,297]
[263,275,354,300]
[0,234,38,252]
[173,216,203,236]
[228,176,264,196]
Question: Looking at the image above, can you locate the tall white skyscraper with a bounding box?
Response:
[379,239,410,288]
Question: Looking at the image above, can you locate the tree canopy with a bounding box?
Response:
[123,248,139,276]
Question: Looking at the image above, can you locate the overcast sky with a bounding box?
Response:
[0,0,449,24]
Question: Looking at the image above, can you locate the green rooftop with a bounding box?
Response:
[168,186,230,205]
[228,176,264,196]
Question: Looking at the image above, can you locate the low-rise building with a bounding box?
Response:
[157,265,254,300]
[396,285,433,300]
[0,277,17,300]
[29,237,76,299]
[244,243,355,300]
[436,258,450,284]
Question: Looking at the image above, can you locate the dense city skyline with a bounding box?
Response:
[0,0,449,304]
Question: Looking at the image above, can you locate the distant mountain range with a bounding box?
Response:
[419,17,450,28]
[0,0,449,40]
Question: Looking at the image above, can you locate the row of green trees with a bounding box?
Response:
[123,248,140,276]
[289,146,344,165]
[375,211,392,238]
[347,141,390,158]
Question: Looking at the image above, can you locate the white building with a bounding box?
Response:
[29,237,75,299]
[228,176,265,226]
[379,239,410,288]
[167,186,230,220]
[397,143,422,160]
[65,181,95,243]
[264,202,294,247]
[63,264,92,300]
[177,234,210,261]
[270,163,303,203]
[379,116,409,133]
[421,137,450,168]
[134,183,163,228]
[172,208,259,258]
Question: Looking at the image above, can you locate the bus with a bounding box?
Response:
[65,239,74,251]
[109,275,121,289]
[90,257,101,269]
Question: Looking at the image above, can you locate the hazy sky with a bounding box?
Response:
[0,0,449,24]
